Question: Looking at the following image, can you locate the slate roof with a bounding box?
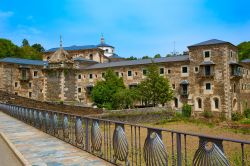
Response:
[47,45,98,52]
[188,39,230,47]
[0,57,48,66]
[96,43,114,48]
[73,57,98,63]
[241,59,250,63]
[109,54,124,59]
[83,55,189,70]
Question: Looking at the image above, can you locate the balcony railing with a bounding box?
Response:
[0,103,249,166]
[232,68,243,77]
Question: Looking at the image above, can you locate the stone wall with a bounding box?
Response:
[45,70,61,101]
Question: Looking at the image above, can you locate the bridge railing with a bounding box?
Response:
[0,103,249,166]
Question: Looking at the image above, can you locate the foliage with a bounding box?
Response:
[142,55,151,59]
[136,63,173,106]
[113,88,137,109]
[32,43,45,52]
[0,38,43,60]
[22,39,30,47]
[243,108,250,118]
[126,56,137,60]
[0,38,19,58]
[231,112,244,121]
[202,110,213,118]
[91,69,125,109]
[182,104,192,117]
[154,54,161,58]
[237,41,250,61]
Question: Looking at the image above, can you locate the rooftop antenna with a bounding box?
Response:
[173,41,176,56]
[101,33,105,44]
[60,35,62,48]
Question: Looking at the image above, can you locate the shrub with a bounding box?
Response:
[219,112,226,121]
[243,108,250,119]
[231,112,244,121]
[203,110,213,118]
[182,104,192,117]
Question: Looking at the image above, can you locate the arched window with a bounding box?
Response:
[214,98,219,109]
[198,98,202,109]
[174,98,178,108]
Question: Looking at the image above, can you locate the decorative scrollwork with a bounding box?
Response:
[143,130,168,166]
[63,115,69,140]
[113,124,129,165]
[193,138,230,166]
[91,120,102,155]
[75,117,83,146]
[53,114,58,135]
[45,112,50,131]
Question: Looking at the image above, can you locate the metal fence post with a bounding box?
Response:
[177,133,182,166]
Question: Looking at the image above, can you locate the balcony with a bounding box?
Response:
[231,66,242,78]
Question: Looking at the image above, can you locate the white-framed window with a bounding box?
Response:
[78,87,82,93]
[78,74,82,80]
[33,71,38,78]
[14,82,18,88]
[195,97,203,111]
[203,50,211,58]
[205,83,211,90]
[160,67,164,75]
[89,74,93,79]
[29,82,32,88]
[29,92,32,98]
[211,97,220,111]
[181,66,189,77]
[194,66,199,73]
[168,69,171,74]
[128,70,132,77]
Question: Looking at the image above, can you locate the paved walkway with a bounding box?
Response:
[0,111,112,166]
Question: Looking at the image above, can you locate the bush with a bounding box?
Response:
[243,108,250,118]
[231,112,244,121]
[182,104,192,117]
[203,110,213,118]
[219,112,226,121]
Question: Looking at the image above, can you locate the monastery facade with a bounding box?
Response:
[0,38,250,119]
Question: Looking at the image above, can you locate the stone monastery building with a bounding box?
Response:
[0,37,250,119]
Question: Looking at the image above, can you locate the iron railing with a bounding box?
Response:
[0,103,249,166]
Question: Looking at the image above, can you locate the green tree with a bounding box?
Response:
[142,55,151,59]
[113,88,137,109]
[32,43,45,53]
[238,41,250,61]
[91,69,126,109]
[137,63,173,106]
[126,56,137,60]
[154,54,161,58]
[22,39,30,47]
[0,38,19,58]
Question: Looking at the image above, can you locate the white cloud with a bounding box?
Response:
[0,11,14,18]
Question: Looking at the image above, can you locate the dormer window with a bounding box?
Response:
[105,49,108,52]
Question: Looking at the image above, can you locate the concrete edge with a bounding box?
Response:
[0,132,31,166]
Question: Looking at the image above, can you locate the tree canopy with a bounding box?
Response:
[238,41,250,61]
[136,63,173,106]
[154,54,161,58]
[0,38,44,60]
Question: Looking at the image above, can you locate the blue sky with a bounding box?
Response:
[0,0,249,58]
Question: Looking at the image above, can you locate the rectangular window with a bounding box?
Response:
[168,69,171,74]
[15,92,18,95]
[29,92,32,98]
[160,68,164,74]
[128,70,132,76]
[205,83,211,90]
[78,88,82,93]
[172,84,175,89]
[194,67,199,73]
[204,51,210,58]
[116,72,119,76]
[29,82,32,88]
[143,69,147,76]
[182,67,188,73]
[15,82,18,87]
[89,74,93,79]
[205,66,211,76]
[78,74,82,79]
[33,71,38,77]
